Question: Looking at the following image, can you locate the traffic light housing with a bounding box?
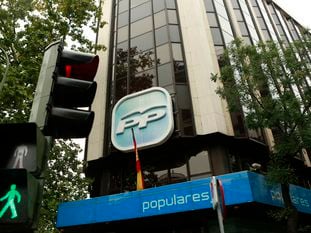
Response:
[0,123,47,232]
[29,40,99,139]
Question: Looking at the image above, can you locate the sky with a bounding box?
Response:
[273,0,311,30]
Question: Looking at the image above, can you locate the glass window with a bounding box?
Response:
[234,9,243,21]
[262,29,271,41]
[231,0,240,9]
[242,36,252,45]
[131,32,153,51]
[117,26,128,43]
[153,0,165,13]
[204,0,215,12]
[172,43,183,61]
[181,109,193,131]
[189,151,211,177]
[117,41,128,50]
[131,0,149,8]
[222,31,234,44]
[250,0,258,6]
[207,13,218,27]
[133,49,155,72]
[166,0,176,9]
[130,69,154,92]
[214,1,227,18]
[118,11,129,28]
[115,77,128,100]
[174,61,186,83]
[154,10,167,29]
[155,26,169,46]
[257,17,266,29]
[211,27,223,45]
[214,45,224,58]
[156,43,171,64]
[176,85,192,108]
[158,63,173,86]
[131,1,152,22]
[238,21,248,35]
[253,7,261,17]
[119,0,129,13]
[131,16,152,38]
[167,10,178,24]
[169,25,180,42]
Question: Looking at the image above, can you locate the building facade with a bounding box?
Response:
[78,0,311,232]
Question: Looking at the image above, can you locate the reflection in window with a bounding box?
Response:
[154,10,167,29]
[117,26,128,43]
[130,68,154,93]
[152,0,165,13]
[156,43,171,64]
[131,16,153,38]
[169,25,181,42]
[174,61,186,83]
[131,32,153,51]
[172,43,183,61]
[189,150,212,179]
[155,26,169,46]
[115,47,156,99]
[168,10,178,24]
[207,12,218,27]
[158,63,173,86]
[113,0,195,137]
[119,0,129,13]
[131,1,152,22]
[166,0,176,9]
[204,0,215,11]
[211,27,224,45]
[118,11,129,28]
[131,0,149,9]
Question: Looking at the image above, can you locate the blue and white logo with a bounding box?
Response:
[111,87,174,152]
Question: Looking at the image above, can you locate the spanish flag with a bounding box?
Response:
[131,128,145,190]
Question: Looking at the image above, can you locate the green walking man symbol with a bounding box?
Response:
[0,184,21,219]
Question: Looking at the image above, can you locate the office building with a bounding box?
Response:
[56,0,311,232]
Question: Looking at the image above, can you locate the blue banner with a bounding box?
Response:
[56,171,311,228]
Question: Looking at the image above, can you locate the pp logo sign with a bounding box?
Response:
[111,87,174,152]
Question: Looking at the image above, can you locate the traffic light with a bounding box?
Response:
[0,169,40,232]
[0,123,47,232]
[0,123,48,177]
[29,40,99,139]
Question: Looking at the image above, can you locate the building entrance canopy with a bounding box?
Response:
[56,171,311,229]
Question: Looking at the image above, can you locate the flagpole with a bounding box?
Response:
[131,128,144,190]
[211,176,225,233]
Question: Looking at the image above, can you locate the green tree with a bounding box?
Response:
[37,140,91,233]
[212,37,311,233]
[0,0,104,231]
[0,0,104,123]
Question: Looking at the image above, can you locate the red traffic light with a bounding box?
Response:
[59,50,99,81]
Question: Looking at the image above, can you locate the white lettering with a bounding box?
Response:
[142,191,210,212]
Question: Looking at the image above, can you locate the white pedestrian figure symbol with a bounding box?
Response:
[12,145,28,168]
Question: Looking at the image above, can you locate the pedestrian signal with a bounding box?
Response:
[0,123,48,177]
[0,169,40,231]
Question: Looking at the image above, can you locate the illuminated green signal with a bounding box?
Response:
[0,184,22,219]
